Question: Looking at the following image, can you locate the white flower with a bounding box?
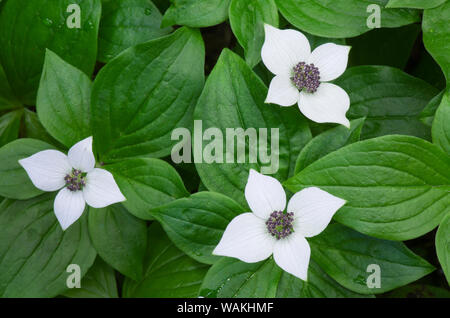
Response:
[19,136,126,231]
[262,24,351,128]
[213,169,346,281]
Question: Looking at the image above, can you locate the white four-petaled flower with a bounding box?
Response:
[19,136,126,230]
[262,24,351,128]
[213,169,346,281]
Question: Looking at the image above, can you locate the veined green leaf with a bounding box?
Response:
[151,192,245,264]
[88,204,147,281]
[123,222,209,297]
[22,109,62,147]
[309,224,435,294]
[295,118,365,173]
[229,0,278,68]
[423,1,450,84]
[0,138,56,199]
[200,257,282,298]
[0,194,96,297]
[420,91,444,127]
[200,255,368,298]
[98,0,172,63]
[432,89,450,156]
[436,213,450,284]
[285,135,450,241]
[276,261,370,298]
[194,49,310,207]
[162,0,231,28]
[104,157,189,220]
[387,0,447,9]
[0,109,22,147]
[0,64,21,111]
[275,0,420,38]
[91,27,205,161]
[0,0,101,105]
[62,257,118,298]
[335,66,439,140]
[37,50,92,148]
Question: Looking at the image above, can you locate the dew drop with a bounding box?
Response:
[353,275,366,285]
[145,8,152,15]
[43,18,53,27]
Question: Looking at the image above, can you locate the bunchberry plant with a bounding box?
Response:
[262,24,351,127]
[213,169,346,281]
[19,137,125,230]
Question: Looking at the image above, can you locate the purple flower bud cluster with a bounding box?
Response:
[291,62,320,93]
[266,211,294,239]
[64,169,86,192]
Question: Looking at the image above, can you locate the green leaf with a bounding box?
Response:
[347,24,420,69]
[423,1,450,84]
[279,107,312,178]
[334,66,439,140]
[194,49,309,207]
[161,0,231,28]
[152,192,245,264]
[104,157,189,220]
[22,109,62,147]
[309,224,435,294]
[0,64,21,111]
[88,204,147,281]
[387,0,447,9]
[205,256,368,298]
[0,109,23,147]
[432,89,450,156]
[276,261,369,298]
[62,257,118,298]
[0,194,96,297]
[37,50,92,148]
[383,283,450,298]
[0,138,56,199]
[0,0,101,105]
[295,118,365,174]
[200,257,282,298]
[285,135,450,241]
[91,27,205,161]
[420,90,444,127]
[229,0,278,68]
[98,0,172,63]
[123,222,209,297]
[436,213,450,284]
[275,0,420,38]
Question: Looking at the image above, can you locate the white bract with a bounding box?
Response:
[262,24,351,128]
[19,136,126,231]
[213,169,346,281]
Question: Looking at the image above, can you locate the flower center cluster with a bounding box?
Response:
[64,169,86,192]
[291,62,320,93]
[266,211,294,239]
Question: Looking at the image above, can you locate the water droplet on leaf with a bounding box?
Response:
[43,18,53,27]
